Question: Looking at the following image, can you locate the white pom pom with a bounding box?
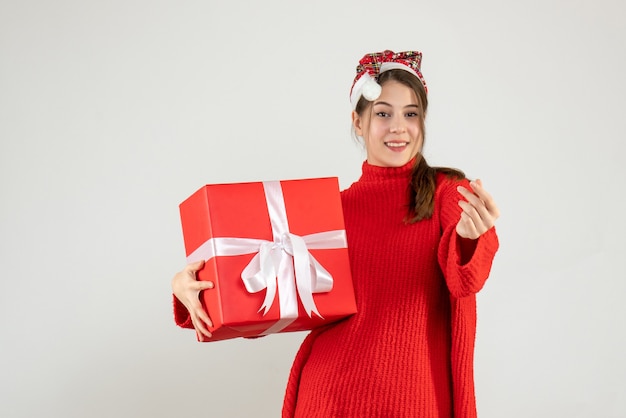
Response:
[362,79,382,101]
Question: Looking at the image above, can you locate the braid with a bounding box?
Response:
[406,155,465,223]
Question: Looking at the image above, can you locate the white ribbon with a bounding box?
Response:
[186,181,347,334]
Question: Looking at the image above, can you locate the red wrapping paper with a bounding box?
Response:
[179,177,357,342]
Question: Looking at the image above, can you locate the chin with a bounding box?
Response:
[368,151,417,168]
[388,155,414,167]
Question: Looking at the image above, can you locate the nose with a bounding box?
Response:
[389,115,406,133]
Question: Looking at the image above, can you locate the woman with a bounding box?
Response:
[172,50,500,418]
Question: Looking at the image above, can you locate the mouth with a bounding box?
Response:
[385,141,409,149]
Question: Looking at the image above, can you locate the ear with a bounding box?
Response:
[351,110,364,136]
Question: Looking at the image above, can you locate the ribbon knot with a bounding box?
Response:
[273,233,290,253]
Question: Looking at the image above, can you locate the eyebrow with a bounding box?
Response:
[373,101,419,109]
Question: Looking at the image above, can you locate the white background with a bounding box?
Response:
[1,1,625,417]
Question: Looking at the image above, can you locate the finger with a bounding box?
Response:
[457,183,484,205]
[188,299,213,337]
[469,180,491,206]
[459,197,493,226]
[458,198,487,229]
[469,180,500,218]
[460,181,498,223]
[192,280,214,291]
[457,189,490,223]
[457,211,479,239]
[188,297,213,328]
[185,259,205,273]
[192,315,213,339]
[196,307,214,329]
[456,185,486,212]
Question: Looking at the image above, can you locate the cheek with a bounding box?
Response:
[410,123,422,140]
[371,120,388,137]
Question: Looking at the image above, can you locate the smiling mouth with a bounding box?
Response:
[385,142,409,148]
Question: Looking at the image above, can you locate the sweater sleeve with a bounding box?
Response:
[436,175,499,299]
[173,295,194,329]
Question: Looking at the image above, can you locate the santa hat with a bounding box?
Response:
[349,50,428,110]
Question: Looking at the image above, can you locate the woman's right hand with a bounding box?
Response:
[171,260,215,339]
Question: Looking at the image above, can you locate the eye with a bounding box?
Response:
[375,112,390,117]
[406,112,419,117]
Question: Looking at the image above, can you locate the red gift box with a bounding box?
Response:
[179,177,357,342]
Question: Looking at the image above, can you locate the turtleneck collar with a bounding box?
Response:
[358,157,417,183]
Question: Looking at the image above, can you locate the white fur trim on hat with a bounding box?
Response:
[350,62,421,109]
[379,62,420,78]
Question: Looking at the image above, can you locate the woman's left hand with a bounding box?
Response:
[456,179,500,239]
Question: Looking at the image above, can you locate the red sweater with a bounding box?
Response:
[282,160,499,418]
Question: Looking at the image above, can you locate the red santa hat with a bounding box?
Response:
[349,50,428,109]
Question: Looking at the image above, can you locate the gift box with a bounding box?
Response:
[179,177,357,342]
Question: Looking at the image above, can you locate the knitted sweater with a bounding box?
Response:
[281,160,499,418]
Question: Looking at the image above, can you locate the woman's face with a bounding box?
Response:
[352,80,423,167]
